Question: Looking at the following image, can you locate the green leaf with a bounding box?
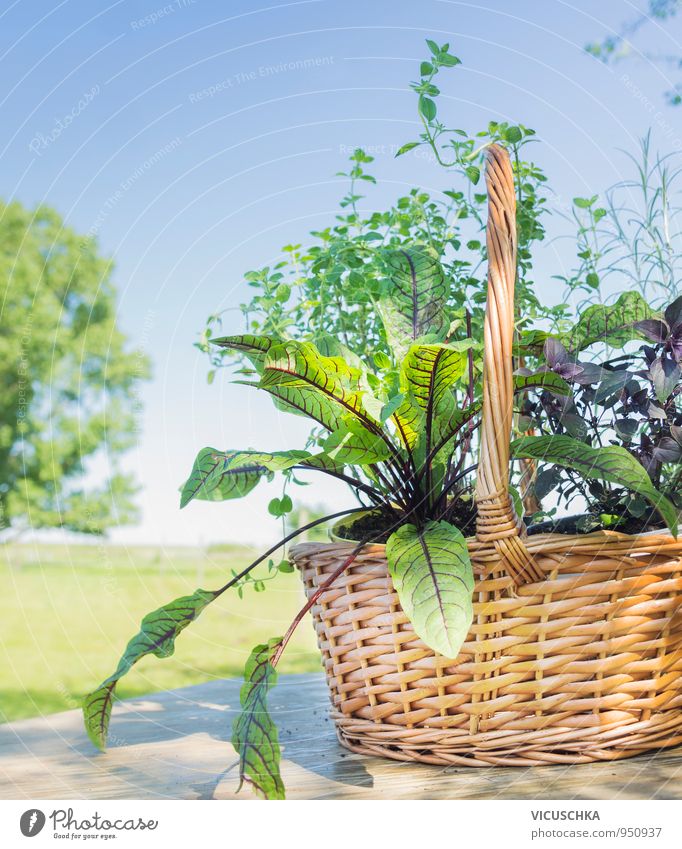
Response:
[212,334,279,373]
[439,52,461,67]
[399,343,469,454]
[514,371,571,396]
[268,495,293,517]
[513,329,551,356]
[83,589,218,750]
[504,125,522,144]
[259,342,386,446]
[378,248,449,360]
[465,165,480,185]
[511,435,678,536]
[232,639,285,800]
[420,61,434,76]
[312,334,370,375]
[386,521,474,657]
[321,417,393,465]
[419,96,437,121]
[560,292,654,352]
[426,39,440,56]
[180,448,306,508]
[395,141,420,158]
[373,351,393,370]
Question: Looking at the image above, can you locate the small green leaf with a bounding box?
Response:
[395,141,420,157]
[426,39,440,56]
[465,165,480,185]
[420,61,434,76]
[232,639,285,800]
[386,521,474,658]
[275,283,291,302]
[504,125,522,144]
[439,52,461,67]
[511,435,678,536]
[380,393,406,422]
[373,351,393,370]
[419,96,437,121]
[83,589,218,750]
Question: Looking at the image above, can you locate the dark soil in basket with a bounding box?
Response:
[335,498,478,545]
[337,503,668,543]
[525,510,666,536]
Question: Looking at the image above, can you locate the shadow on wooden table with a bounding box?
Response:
[1,673,681,800]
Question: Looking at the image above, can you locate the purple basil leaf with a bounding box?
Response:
[544,338,569,368]
[652,437,682,463]
[642,345,657,365]
[572,362,603,385]
[671,425,682,448]
[559,412,588,438]
[664,294,682,330]
[614,418,638,440]
[635,319,669,344]
[594,369,632,403]
[671,322,682,361]
[650,356,681,403]
[647,401,668,420]
[556,362,584,380]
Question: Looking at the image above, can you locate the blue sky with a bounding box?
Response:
[2,0,681,546]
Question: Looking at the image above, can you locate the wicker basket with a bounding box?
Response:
[290,145,682,767]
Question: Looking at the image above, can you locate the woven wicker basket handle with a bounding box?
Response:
[474,145,543,585]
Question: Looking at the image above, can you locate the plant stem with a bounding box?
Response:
[213,506,368,597]
[271,539,369,666]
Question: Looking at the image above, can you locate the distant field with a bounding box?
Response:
[0,543,320,723]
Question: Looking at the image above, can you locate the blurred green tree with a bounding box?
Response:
[0,200,150,536]
[586,1,682,105]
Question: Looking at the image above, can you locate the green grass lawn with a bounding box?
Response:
[0,542,320,723]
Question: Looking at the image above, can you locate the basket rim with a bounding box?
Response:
[290,521,680,561]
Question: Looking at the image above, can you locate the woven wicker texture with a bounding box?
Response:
[290,145,682,765]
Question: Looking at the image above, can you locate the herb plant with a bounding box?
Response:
[513,293,682,531]
[83,43,680,801]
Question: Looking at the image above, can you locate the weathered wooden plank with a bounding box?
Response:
[1,673,681,799]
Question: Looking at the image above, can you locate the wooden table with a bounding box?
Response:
[2,673,682,800]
